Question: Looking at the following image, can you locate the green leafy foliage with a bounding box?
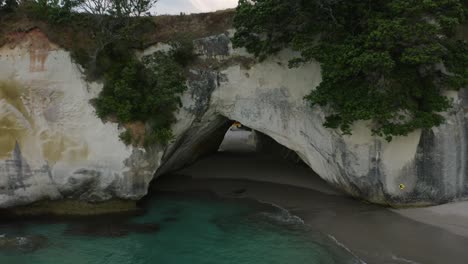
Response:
[119,130,133,145]
[93,45,189,146]
[111,0,159,17]
[233,0,468,140]
[0,0,18,12]
[24,0,78,24]
[169,38,196,67]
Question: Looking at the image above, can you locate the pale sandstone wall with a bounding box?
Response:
[0,29,162,207]
[0,29,466,208]
[162,32,468,206]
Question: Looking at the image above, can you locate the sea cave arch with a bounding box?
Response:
[153,115,333,194]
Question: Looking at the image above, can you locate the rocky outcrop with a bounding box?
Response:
[0,234,47,252]
[0,28,467,208]
[160,31,468,206]
[0,29,162,208]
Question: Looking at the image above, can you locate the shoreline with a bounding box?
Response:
[2,130,468,263]
[153,175,468,264]
[393,200,468,238]
[209,130,468,238]
[153,129,468,264]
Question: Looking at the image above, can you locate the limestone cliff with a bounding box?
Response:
[0,29,161,207]
[0,28,467,208]
[162,32,468,206]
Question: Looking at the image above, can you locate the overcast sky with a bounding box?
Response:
[155,0,238,15]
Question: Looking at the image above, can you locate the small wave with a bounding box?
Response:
[391,255,421,264]
[255,201,366,263]
[327,235,367,264]
[257,201,305,225]
[0,234,4,238]
[16,237,28,245]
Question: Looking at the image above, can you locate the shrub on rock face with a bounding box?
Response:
[22,0,78,24]
[233,0,468,141]
[0,0,18,12]
[94,46,189,147]
[169,38,196,67]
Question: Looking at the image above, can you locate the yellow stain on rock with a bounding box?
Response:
[0,81,31,159]
[0,81,27,115]
[40,131,89,165]
[0,81,89,164]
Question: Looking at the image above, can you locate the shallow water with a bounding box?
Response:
[0,193,361,264]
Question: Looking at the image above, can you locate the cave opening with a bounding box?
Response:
[151,116,339,196]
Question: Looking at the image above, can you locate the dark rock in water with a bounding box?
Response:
[0,235,48,252]
[128,223,160,234]
[64,222,160,238]
[163,217,178,223]
[233,189,247,195]
[163,207,182,216]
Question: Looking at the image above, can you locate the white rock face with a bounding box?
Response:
[161,32,468,206]
[0,29,161,207]
[0,29,467,208]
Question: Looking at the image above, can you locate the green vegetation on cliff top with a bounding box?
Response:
[233,0,468,141]
[2,1,467,141]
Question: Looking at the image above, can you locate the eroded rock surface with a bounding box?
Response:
[1,28,467,208]
[0,29,162,208]
[0,234,47,252]
[161,31,468,206]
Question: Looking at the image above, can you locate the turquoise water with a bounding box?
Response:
[0,193,360,264]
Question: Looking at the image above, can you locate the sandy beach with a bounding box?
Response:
[153,130,468,264]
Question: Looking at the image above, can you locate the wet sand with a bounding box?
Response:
[154,130,468,264]
[393,202,468,238]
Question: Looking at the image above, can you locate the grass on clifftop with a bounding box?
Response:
[0,6,234,58]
